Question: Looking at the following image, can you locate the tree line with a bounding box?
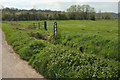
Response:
[1,5,116,21]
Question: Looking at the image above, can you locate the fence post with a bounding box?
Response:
[54,22,57,37]
[33,23,36,29]
[38,22,40,29]
[44,21,47,30]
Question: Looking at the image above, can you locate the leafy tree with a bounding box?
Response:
[89,12,96,20]
[67,5,77,12]
[67,5,96,20]
[103,12,112,19]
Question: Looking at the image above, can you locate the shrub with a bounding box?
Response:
[18,39,48,60]
[29,45,119,78]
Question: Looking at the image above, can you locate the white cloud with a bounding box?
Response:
[76,0,119,2]
[0,0,119,3]
[0,0,118,13]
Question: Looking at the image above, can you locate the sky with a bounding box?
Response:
[0,0,119,13]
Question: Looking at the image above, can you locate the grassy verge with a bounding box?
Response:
[2,21,120,79]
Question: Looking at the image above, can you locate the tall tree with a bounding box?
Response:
[67,5,96,20]
[103,12,112,19]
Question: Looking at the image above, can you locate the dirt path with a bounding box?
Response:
[1,28,44,78]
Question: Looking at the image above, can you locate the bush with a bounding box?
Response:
[18,39,47,60]
[53,32,62,44]
[28,30,49,40]
[29,45,119,78]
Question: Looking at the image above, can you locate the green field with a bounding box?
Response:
[2,20,119,78]
[6,20,118,38]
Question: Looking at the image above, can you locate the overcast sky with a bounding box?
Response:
[0,0,119,13]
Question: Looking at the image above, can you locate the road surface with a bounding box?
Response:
[1,28,44,78]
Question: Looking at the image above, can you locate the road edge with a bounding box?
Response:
[0,27,2,79]
[0,6,2,79]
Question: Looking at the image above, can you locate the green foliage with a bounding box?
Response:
[67,5,96,20]
[2,20,119,79]
[29,45,119,78]
[103,12,112,19]
[18,39,47,60]
[28,30,49,40]
[60,34,119,61]
[2,6,116,21]
[53,32,62,44]
[2,23,50,60]
[89,13,96,20]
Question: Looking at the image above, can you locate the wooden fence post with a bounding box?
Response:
[54,22,57,37]
[38,22,40,29]
[44,21,47,30]
[33,23,36,29]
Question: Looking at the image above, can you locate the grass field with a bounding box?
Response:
[6,20,118,38]
[2,20,119,78]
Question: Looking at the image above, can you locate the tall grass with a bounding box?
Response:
[2,20,119,79]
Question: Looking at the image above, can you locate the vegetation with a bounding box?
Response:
[1,5,117,21]
[67,5,96,20]
[2,20,119,79]
[102,12,113,19]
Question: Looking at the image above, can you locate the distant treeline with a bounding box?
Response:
[1,5,118,21]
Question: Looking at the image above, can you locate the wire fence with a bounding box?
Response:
[28,21,57,37]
